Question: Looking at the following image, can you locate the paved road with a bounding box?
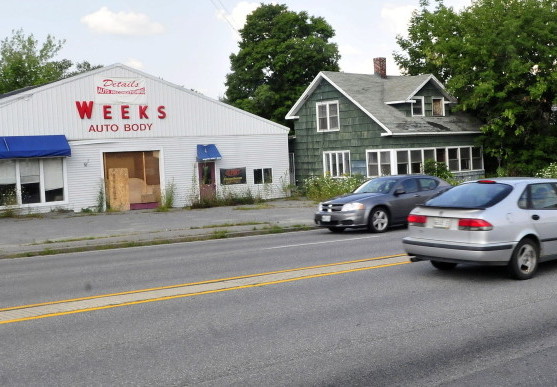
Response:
[4,230,557,385]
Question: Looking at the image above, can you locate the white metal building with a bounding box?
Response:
[0,64,290,212]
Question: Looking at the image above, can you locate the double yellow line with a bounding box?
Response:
[0,254,409,325]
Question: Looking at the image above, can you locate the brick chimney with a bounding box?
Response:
[373,57,387,78]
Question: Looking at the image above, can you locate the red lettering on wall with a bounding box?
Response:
[139,105,149,119]
[157,105,166,119]
[103,105,112,119]
[74,101,167,120]
[75,101,94,119]
[121,105,130,119]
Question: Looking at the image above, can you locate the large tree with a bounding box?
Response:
[394,0,557,175]
[225,4,340,129]
[0,29,101,94]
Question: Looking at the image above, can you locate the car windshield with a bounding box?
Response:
[354,178,397,194]
[425,182,512,208]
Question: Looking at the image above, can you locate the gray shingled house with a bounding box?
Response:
[285,58,484,185]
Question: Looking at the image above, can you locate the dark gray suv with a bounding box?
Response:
[314,175,451,233]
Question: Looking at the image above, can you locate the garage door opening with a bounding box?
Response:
[103,151,161,210]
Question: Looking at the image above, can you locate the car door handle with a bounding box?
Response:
[532,214,540,221]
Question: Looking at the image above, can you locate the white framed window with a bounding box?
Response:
[472,147,483,170]
[0,158,66,207]
[316,101,340,131]
[254,168,273,184]
[366,147,483,177]
[367,150,392,177]
[448,148,459,171]
[412,96,424,117]
[432,97,445,116]
[323,150,350,177]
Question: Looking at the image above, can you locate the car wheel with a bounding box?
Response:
[431,260,458,270]
[328,227,345,233]
[508,238,539,280]
[367,207,389,233]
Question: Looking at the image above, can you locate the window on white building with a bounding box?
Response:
[0,158,65,206]
[324,151,350,177]
[254,168,273,184]
[317,101,340,131]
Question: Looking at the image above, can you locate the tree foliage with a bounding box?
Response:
[225,4,340,129]
[0,29,102,94]
[394,0,557,175]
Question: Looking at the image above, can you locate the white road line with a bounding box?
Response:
[262,235,383,250]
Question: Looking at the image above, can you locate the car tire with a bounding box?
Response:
[507,238,539,280]
[431,260,458,270]
[367,207,389,233]
[328,227,345,233]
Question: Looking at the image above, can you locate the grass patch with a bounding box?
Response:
[192,221,266,229]
[233,203,274,211]
[210,230,229,239]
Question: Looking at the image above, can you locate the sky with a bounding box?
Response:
[0,0,472,100]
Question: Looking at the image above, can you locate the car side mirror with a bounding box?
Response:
[394,188,406,196]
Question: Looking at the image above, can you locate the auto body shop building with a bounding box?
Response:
[0,64,290,212]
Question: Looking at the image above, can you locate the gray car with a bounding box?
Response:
[315,175,451,233]
[403,177,557,280]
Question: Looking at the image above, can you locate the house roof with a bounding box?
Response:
[285,71,482,136]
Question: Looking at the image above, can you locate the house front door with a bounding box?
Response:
[198,162,216,201]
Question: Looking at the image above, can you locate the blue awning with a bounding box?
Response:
[0,135,71,159]
[197,144,222,161]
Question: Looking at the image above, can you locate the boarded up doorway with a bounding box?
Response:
[104,151,161,210]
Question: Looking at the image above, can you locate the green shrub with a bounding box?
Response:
[158,180,176,211]
[423,159,458,185]
[190,187,264,209]
[535,162,557,178]
[303,174,366,202]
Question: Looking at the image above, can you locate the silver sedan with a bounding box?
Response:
[403,177,557,280]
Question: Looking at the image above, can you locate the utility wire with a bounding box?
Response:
[208,0,241,38]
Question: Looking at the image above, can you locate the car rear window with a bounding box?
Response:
[425,182,512,208]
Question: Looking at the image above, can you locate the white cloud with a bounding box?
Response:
[124,58,144,69]
[380,5,416,37]
[81,7,165,36]
[216,1,259,32]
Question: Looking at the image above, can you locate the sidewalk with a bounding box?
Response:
[0,199,317,258]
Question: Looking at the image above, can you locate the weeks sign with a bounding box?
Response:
[76,76,166,134]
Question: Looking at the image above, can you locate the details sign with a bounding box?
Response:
[95,76,147,104]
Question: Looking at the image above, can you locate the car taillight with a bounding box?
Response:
[408,214,427,227]
[458,218,493,231]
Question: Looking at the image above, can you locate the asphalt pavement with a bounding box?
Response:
[0,198,317,258]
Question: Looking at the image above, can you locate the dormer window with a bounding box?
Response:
[432,97,445,116]
[316,101,339,131]
[412,96,424,117]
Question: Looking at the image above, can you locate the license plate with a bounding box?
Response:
[432,217,451,229]
[321,215,331,222]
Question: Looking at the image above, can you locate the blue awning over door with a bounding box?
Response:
[197,144,222,161]
[0,135,71,159]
